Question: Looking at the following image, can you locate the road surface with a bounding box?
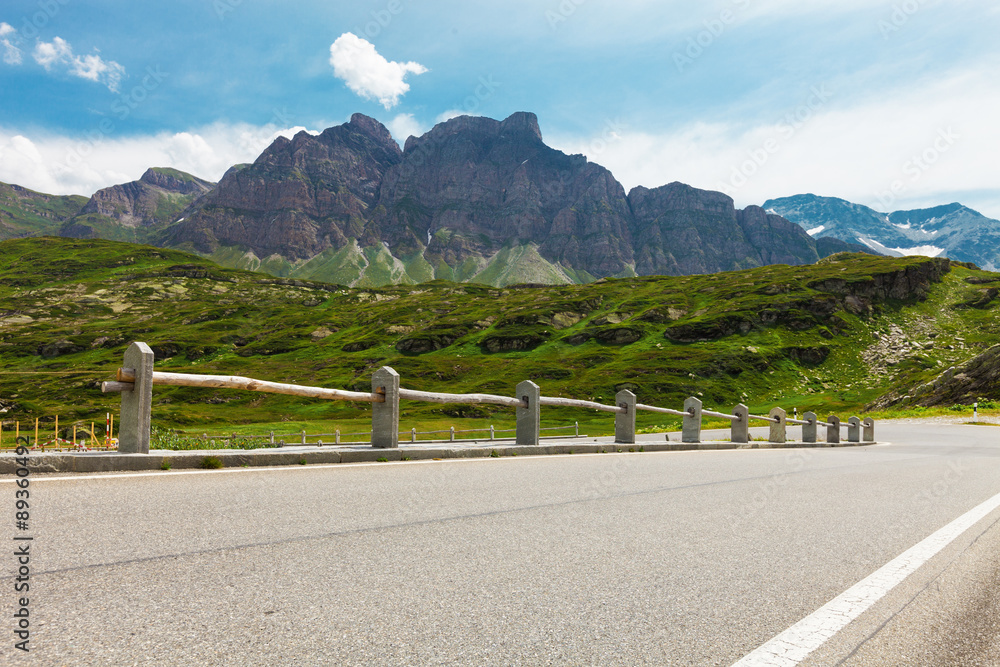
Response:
[3,421,1000,665]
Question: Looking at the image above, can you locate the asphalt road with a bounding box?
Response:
[4,422,1000,665]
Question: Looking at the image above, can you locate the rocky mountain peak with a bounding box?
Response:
[139,167,214,196]
[499,111,543,142]
[161,115,404,260]
[348,112,398,146]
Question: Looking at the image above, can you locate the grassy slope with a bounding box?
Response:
[1,237,998,438]
[0,183,87,239]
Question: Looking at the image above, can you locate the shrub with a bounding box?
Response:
[200,456,223,469]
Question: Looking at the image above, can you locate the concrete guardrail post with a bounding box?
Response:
[119,341,154,454]
[372,366,400,449]
[615,390,636,444]
[827,415,841,444]
[683,397,703,443]
[516,380,540,446]
[863,417,875,442]
[732,404,749,444]
[769,407,786,444]
[847,416,861,443]
[802,412,817,443]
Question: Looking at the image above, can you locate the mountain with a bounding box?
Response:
[0,114,865,287]
[161,112,858,286]
[62,167,214,244]
[765,194,1000,270]
[0,182,87,240]
[160,114,404,279]
[0,236,986,428]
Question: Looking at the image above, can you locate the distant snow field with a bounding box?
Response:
[858,237,945,258]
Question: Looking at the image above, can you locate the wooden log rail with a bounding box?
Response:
[112,368,379,403]
[101,341,876,453]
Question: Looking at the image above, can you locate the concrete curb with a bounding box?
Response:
[0,439,878,474]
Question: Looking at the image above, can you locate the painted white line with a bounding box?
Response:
[732,488,1000,666]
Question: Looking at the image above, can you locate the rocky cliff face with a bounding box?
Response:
[871,344,1000,409]
[373,112,635,280]
[629,184,834,275]
[61,168,213,242]
[162,113,403,262]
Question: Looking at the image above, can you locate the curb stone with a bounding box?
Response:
[0,440,879,474]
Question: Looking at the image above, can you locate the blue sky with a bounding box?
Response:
[1,0,998,217]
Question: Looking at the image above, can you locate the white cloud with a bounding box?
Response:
[33,37,125,92]
[0,22,21,65]
[386,113,425,143]
[328,32,427,109]
[33,37,72,68]
[0,122,322,198]
[549,67,1000,220]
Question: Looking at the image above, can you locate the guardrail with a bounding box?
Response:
[102,342,875,454]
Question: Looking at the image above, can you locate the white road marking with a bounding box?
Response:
[732,488,1000,666]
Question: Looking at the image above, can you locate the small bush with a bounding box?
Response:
[490,450,500,458]
[200,456,223,469]
[376,457,388,462]
[160,458,171,471]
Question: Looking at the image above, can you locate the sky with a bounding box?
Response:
[0,0,998,218]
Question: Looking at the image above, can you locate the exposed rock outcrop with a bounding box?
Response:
[870,344,1000,408]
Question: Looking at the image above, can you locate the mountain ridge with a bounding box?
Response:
[765,193,1000,270]
[4,113,867,286]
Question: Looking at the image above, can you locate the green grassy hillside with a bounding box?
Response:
[0,183,87,239]
[1,237,997,437]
